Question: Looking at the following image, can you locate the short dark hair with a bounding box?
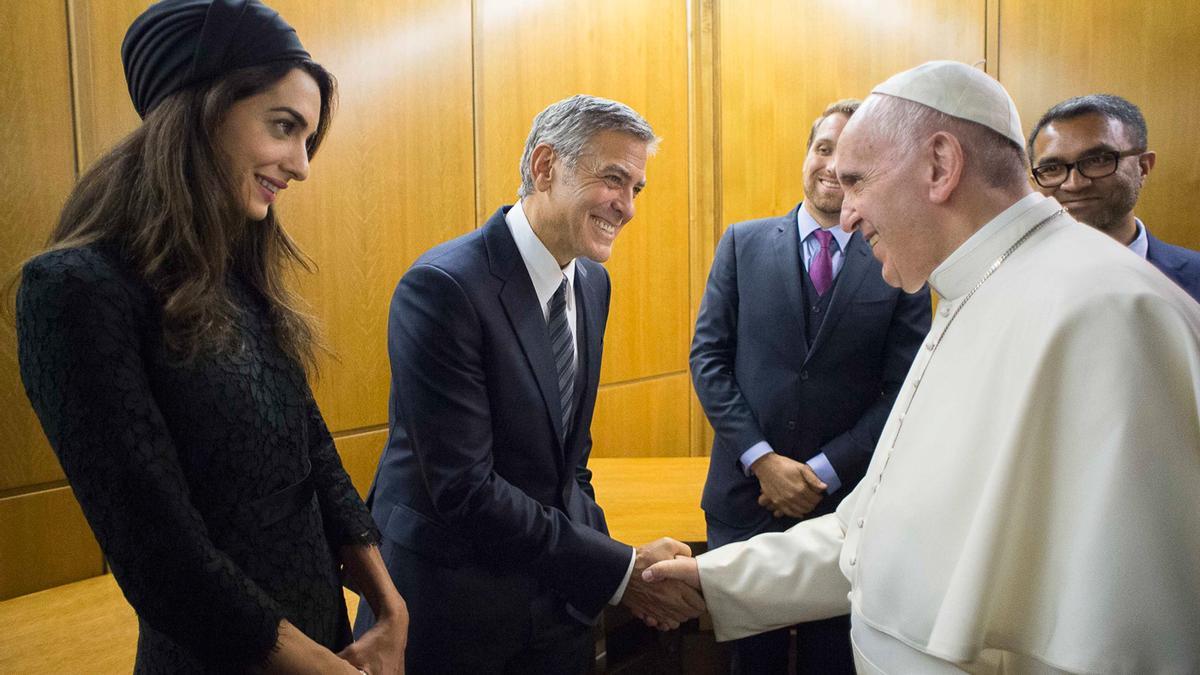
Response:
[1027,94,1147,159]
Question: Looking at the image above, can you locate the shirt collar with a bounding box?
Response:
[797,202,852,251]
[928,192,1058,300]
[1127,218,1149,259]
[506,200,576,311]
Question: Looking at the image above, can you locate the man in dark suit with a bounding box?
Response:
[355,95,704,674]
[1029,94,1200,301]
[691,99,931,674]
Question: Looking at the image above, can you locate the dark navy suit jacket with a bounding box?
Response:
[366,207,630,621]
[692,205,931,532]
[1146,230,1200,303]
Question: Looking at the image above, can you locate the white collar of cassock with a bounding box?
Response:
[506,200,576,316]
[928,192,1056,300]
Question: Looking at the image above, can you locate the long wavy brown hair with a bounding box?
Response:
[40,59,335,371]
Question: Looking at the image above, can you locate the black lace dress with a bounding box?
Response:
[16,245,380,673]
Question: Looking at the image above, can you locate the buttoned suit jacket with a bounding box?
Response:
[693,204,931,531]
[366,206,630,622]
[1146,229,1200,302]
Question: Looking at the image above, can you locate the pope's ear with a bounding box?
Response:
[530,143,557,192]
[927,131,964,204]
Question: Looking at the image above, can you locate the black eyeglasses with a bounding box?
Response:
[1031,148,1145,188]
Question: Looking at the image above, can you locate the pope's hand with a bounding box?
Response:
[751,452,827,518]
[641,555,701,590]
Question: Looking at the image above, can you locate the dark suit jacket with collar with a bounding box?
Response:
[1146,229,1200,303]
[366,206,630,621]
[693,204,931,530]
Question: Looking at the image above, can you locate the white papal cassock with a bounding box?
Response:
[697,193,1200,674]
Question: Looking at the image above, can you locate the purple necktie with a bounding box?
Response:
[809,229,834,296]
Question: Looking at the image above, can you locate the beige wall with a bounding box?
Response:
[2,0,1197,599]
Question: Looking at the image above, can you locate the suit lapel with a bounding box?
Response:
[486,210,567,447]
[805,231,870,362]
[774,207,810,357]
[1146,231,1186,274]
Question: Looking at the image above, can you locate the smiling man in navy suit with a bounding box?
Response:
[1029,94,1200,302]
[691,99,931,674]
[356,95,704,674]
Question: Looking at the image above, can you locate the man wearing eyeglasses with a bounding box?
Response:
[1028,94,1200,301]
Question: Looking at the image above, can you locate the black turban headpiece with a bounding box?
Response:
[122,0,311,118]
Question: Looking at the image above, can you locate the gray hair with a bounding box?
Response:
[863,94,1027,189]
[517,94,658,198]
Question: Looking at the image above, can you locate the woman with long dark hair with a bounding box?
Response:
[15,1,406,672]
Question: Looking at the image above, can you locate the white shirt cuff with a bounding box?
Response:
[608,548,638,605]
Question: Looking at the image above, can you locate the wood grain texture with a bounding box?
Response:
[67,0,144,168]
[473,0,692,385]
[274,0,477,433]
[590,373,692,458]
[590,457,709,546]
[0,487,103,601]
[0,574,361,673]
[0,1,78,492]
[332,427,388,499]
[999,0,1200,249]
[688,0,719,457]
[717,0,986,227]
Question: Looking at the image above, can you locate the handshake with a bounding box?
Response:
[619,537,706,631]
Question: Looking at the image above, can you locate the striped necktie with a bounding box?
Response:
[547,277,575,442]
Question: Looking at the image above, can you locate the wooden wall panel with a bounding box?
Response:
[0,487,103,600]
[0,3,77,493]
[590,374,692,458]
[68,1,143,168]
[718,0,987,227]
[999,0,1200,249]
[333,428,389,499]
[473,0,692,386]
[273,0,477,432]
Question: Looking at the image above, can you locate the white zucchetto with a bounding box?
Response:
[871,60,1025,148]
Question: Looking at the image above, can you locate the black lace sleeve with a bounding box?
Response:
[16,249,283,669]
[306,398,381,550]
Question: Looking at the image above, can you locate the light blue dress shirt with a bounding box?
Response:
[738,205,850,494]
[1128,218,1148,259]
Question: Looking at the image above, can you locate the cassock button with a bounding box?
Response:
[924,341,935,351]
[898,413,905,422]
[857,518,865,528]
[849,556,857,566]
[800,370,809,380]
[939,305,951,317]
[787,420,797,430]
[813,306,822,314]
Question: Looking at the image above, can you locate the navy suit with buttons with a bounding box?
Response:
[355,207,630,674]
[691,203,930,674]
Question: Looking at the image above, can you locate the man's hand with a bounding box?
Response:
[751,452,827,518]
[620,538,706,631]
